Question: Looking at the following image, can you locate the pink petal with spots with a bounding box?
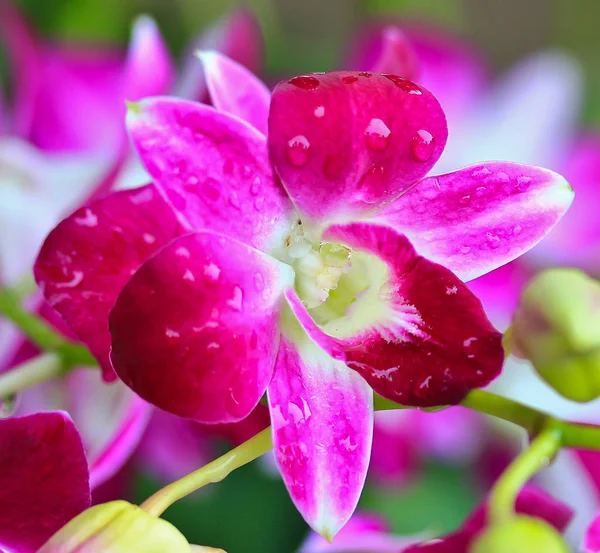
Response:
[268,326,373,539]
[584,513,600,552]
[110,231,294,423]
[301,513,418,553]
[0,1,41,136]
[124,16,173,103]
[0,412,91,553]
[127,97,293,251]
[34,184,190,380]
[177,7,264,102]
[268,71,447,225]
[286,223,504,407]
[198,50,270,135]
[373,162,573,281]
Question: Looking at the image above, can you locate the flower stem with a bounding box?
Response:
[140,427,273,517]
[0,352,65,398]
[488,426,562,524]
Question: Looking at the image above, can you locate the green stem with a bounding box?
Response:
[12,273,38,300]
[0,353,65,398]
[140,427,273,517]
[488,426,562,523]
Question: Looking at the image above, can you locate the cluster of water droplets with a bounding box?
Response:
[284,72,436,176]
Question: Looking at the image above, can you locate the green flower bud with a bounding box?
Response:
[38,500,204,553]
[511,268,600,402]
[470,516,569,553]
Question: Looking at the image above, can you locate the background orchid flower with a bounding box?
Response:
[300,487,572,553]
[34,66,572,537]
[0,411,91,553]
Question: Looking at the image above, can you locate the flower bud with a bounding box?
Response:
[470,516,569,553]
[511,268,600,402]
[39,500,195,552]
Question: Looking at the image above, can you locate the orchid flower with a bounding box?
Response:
[301,487,573,553]
[0,412,91,553]
[34,58,573,536]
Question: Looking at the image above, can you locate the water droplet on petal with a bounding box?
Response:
[358,71,372,78]
[288,75,320,90]
[185,175,199,189]
[475,186,486,197]
[383,74,422,94]
[358,164,386,203]
[254,197,264,211]
[341,75,358,84]
[459,195,471,205]
[513,225,523,235]
[203,178,221,201]
[250,177,261,196]
[365,118,392,151]
[486,233,501,249]
[286,135,311,167]
[227,286,244,311]
[228,191,241,209]
[242,165,253,178]
[411,130,435,162]
[314,105,325,118]
[254,272,265,291]
[460,245,471,254]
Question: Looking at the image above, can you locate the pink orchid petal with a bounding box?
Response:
[526,134,600,270]
[17,368,151,489]
[287,222,504,407]
[584,513,600,552]
[124,16,173,103]
[127,97,294,250]
[373,162,573,281]
[198,50,270,135]
[268,328,373,539]
[0,412,91,552]
[34,184,190,380]
[301,513,417,553]
[135,409,212,482]
[110,231,294,423]
[268,71,447,225]
[0,1,41,136]
[350,26,419,81]
[177,7,264,102]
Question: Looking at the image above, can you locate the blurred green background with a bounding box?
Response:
[7,0,599,551]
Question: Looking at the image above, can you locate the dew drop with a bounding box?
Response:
[288,75,320,90]
[250,176,261,196]
[242,165,253,178]
[341,75,358,85]
[323,154,344,181]
[185,175,199,189]
[422,187,439,201]
[460,245,471,254]
[203,178,221,201]
[314,105,325,118]
[475,186,486,197]
[358,71,372,78]
[254,197,264,211]
[459,195,471,205]
[513,225,523,235]
[411,130,435,162]
[486,233,501,249]
[254,272,265,291]
[228,191,241,209]
[286,135,311,167]
[365,118,392,151]
[383,74,422,94]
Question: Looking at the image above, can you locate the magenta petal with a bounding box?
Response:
[268,71,447,224]
[361,27,419,80]
[124,16,173,102]
[34,184,190,380]
[268,327,373,539]
[584,513,600,552]
[110,231,293,423]
[199,50,270,135]
[127,97,293,250]
[288,222,504,407]
[0,412,91,552]
[374,162,574,281]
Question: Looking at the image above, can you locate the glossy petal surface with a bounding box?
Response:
[269,71,447,225]
[287,223,504,407]
[374,162,573,281]
[34,184,189,380]
[0,412,91,553]
[199,50,270,135]
[110,231,294,423]
[128,97,293,250]
[268,322,373,539]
